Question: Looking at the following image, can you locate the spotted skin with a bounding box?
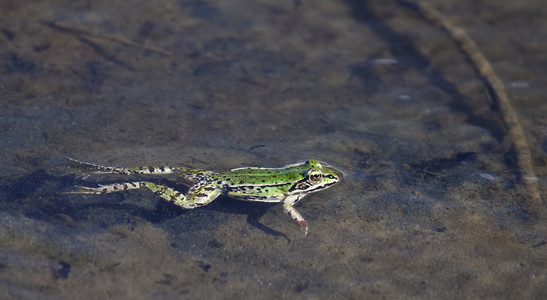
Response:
[68,158,341,235]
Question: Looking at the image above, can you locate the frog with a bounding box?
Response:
[67,158,341,235]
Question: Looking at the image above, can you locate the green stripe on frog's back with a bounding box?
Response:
[214,161,311,185]
[225,162,309,180]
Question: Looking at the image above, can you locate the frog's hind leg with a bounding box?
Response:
[151,182,222,209]
[66,158,180,175]
[122,181,222,209]
[70,180,222,210]
[71,181,149,194]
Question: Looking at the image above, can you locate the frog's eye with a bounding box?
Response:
[307,170,323,184]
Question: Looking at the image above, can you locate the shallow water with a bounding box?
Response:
[1,0,546,298]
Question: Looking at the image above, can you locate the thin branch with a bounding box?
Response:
[399,1,542,206]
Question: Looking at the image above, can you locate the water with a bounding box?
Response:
[1,0,545,298]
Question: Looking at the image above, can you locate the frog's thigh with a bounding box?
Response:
[144,182,221,209]
[184,183,222,208]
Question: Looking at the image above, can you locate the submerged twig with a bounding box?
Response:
[399,1,542,205]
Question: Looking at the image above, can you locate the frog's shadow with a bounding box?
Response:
[201,197,289,238]
[81,179,290,238]
[66,195,288,239]
[146,191,289,237]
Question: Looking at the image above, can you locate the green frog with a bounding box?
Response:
[68,158,341,235]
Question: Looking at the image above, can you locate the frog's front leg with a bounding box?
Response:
[282,196,308,236]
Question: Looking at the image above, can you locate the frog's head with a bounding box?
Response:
[288,160,341,195]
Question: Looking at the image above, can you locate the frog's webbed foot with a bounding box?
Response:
[282,196,308,236]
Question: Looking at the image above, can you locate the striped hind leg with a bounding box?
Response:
[71,181,149,194]
[72,181,222,210]
[66,158,180,175]
[144,181,222,209]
